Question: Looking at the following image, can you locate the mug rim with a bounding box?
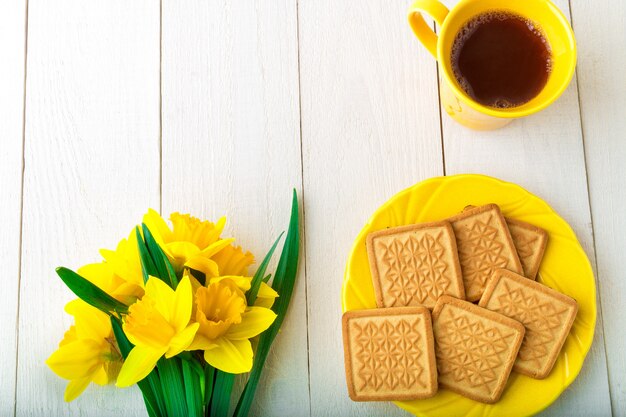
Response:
[437,0,577,119]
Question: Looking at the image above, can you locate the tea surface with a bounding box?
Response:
[452,12,551,108]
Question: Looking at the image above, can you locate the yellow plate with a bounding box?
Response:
[342,174,595,417]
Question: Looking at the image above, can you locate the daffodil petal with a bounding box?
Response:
[198,238,234,258]
[253,297,274,309]
[59,326,78,346]
[143,209,173,243]
[187,334,217,351]
[165,323,199,358]
[215,216,227,233]
[168,241,201,260]
[116,345,166,388]
[105,358,123,382]
[208,275,252,292]
[169,213,225,247]
[145,277,175,322]
[124,299,175,349]
[184,256,219,278]
[46,340,103,380]
[257,282,278,299]
[64,377,92,402]
[99,248,116,263]
[212,244,255,276]
[185,270,203,292]
[254,282,279,308]
[203,338,253,374]
[123,232,146,286]
[77,263,114,294]
[170,276,193,333]
[111,282,144,305]
[91,367,109,386]
[226,307,277,340]
[65,300,111,341]
[97,233,145,290]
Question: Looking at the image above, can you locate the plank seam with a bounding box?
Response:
[435,63,446,176]
[13,0,30,416]
[433,23,446,176]
[159,0,163,214]
[566,0,614,415]
[295,0,312,415]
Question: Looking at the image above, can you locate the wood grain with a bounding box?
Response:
[571,0,626,414]
[439,0,612,414]
[160,1,309,416]
[298,1,443,415]
[16,1,160,415]
[0,0,26,415]
[2,1,623,416]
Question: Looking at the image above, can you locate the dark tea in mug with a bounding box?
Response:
[451,11,552,108]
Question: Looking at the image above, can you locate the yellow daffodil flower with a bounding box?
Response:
[251,281,279,309]
[78,263,143,306]
[211,244,255,276]
[77,231,146,305]
[187,271,279,316]
[208,275,278,309]
[46,300,122,401]
[188,278,277,374]
[116,276,199,387]
[143,210,254,279]
[100,229,145,287]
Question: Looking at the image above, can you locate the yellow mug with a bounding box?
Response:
[408,0,576,130]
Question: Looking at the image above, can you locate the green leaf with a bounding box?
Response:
[142,224,170,283]
[210,371,235,417]
[246,232,283,306]
[267,189,300,336]
[136,227,158,284]
[162,250,179,287]
[110,317,165,417]
[55,267,128,315]
[142,223,179,289]
[158,357,188,417]
[136,224,179,289]
[182,359,203,417]
[234,190,300,417]
[203,365,215,407]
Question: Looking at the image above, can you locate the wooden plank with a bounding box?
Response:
[298,0,443,415]
[16,1,160,416]
[571,0,626,414]
[160,1,309,416]
[439,0,612,415]
[0,0,26,414]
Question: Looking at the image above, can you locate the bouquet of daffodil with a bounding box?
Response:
[46,192,300,417]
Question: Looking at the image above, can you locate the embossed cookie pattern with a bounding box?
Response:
[479,269,577,378]
[432,296,525,403]
[367,222,464,309]
[506,218,548,280]
[342,307,438,401]
[449,204,523,301]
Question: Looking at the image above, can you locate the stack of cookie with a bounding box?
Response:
[342,204,578,404]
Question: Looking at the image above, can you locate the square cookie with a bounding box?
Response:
[432,295,524,403]
[342,307,438,401]
[479,269,578,379]
[448,204,523,301]
[367,221,465,309]
[505,218,548,280]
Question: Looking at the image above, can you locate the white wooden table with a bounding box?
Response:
[1,1,623,416]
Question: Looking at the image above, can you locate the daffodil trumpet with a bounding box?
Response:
[47,191,300,417]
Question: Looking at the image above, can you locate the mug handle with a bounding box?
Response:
[407,0,450,59]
